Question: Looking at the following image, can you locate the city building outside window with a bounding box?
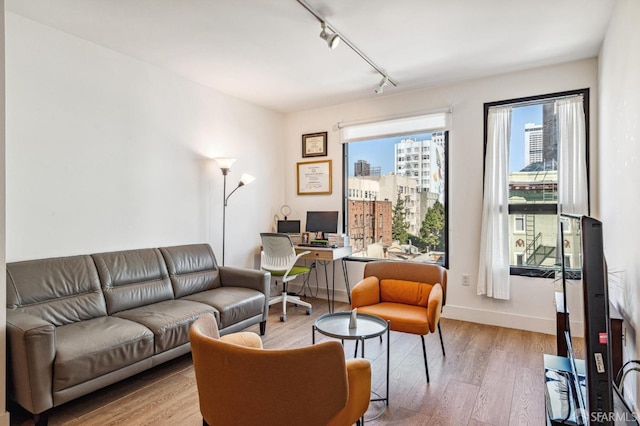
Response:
[483,88,589,278]
[341,112,450,267]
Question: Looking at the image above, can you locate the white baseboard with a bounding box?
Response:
[284,283,585,337]
[442,304,585,337]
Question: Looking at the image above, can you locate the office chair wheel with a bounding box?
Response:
[306,308,312,315]
[280,315,286,322]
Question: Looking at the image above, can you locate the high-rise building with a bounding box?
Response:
[354,159,381,177]
[394,132,445,196]
[523,103,557,171]
[524,123,543,167]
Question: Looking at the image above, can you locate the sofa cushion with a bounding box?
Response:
[92,248,174,315]
[54,316,154,391]
[181,287,264,329]
[113,299,216,353]
[6,255,107,326]
[159,244,222,297]
[380,279,434,307]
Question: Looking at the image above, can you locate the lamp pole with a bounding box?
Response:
[214,157,255,266]
[221,168,229,266]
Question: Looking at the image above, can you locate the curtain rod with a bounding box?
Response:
[488,94,583,110]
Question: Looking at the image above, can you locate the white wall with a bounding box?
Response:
[5,13,284,266]
[1,2,9,424]
[598,0,640,406]
[285,58,599,334]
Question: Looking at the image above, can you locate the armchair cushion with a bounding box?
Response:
[380,279,434,307]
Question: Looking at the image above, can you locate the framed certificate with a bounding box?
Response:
[297,160,332,195]
[302,132,328,157]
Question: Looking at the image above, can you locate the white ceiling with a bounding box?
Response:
[6,0,616,113]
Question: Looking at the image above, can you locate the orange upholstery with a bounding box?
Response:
[351,261,447,382]
[190,314,371,426]
[362,260,447,306]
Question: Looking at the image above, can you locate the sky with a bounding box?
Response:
[510,104,543,172]
[347,132,433,175]
[346,104,543,175]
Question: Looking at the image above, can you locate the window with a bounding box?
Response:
[514,215,525,233]
[342,112,449,267]
[483,89,589,277]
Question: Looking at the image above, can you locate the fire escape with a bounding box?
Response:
[524,175,557,266]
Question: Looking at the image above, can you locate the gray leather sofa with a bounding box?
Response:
[5,243,270,424]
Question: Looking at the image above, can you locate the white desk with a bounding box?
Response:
[295,245,352,312]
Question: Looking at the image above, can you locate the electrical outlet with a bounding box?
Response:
[462,274,470,286]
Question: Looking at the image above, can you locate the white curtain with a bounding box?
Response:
[557,97,588,215]
[477,107,512,300]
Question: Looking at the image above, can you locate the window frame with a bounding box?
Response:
[483,88,590,278]
[342,130,449,268]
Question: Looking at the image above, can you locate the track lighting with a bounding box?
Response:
[374,76,389,94]
[319,22,340,49]
[296,0,397,90]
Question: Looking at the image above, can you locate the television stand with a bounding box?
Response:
[555,292,624,385]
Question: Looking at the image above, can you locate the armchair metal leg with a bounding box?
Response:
[438,322,445,356]
[420,335,430,383]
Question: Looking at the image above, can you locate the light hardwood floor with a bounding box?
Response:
[9,297,571,426]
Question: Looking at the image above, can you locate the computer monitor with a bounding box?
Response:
[277,220,300,234]
[305,211,338,240]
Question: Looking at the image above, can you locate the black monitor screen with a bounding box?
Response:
[277,220,300,234]
[305,211,338,236]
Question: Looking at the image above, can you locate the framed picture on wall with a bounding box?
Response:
[302,132,328,157]
[297,159,332,195]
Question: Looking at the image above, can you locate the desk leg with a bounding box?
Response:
[319,261,331,313]
[342,258,351,304]
[331,260,336,313]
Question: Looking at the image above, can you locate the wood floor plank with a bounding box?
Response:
[508,366,547,426]
[427,379,480,426]
[470,349,517,425]
[8,297,578,426]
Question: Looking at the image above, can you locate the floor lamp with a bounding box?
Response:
[215,157,255,266]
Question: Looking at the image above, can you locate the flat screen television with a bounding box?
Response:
[559,214,616,424]
[305,211,338,239]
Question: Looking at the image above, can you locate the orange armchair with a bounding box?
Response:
[351,261,447,382]
[190,314,371,426]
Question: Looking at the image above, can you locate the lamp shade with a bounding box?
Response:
[214,157,237,171]
[240,173,255,186]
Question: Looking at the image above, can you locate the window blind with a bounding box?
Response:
[340,111,450,142]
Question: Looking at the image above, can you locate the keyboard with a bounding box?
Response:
[297,243,337,248]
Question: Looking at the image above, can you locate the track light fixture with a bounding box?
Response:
[374,76,389,94]
[296,0,397,91]
[319,22,340,49]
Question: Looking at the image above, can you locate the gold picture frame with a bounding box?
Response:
[297,160,332,195]
[302,132,328,158]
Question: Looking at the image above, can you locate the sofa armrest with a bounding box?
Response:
[351,276,381,308]
[6,310,56,414]
[219,266,270,295]
[328,358,372,426]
